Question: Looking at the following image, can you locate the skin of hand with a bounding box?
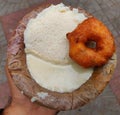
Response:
[3,66,59,115]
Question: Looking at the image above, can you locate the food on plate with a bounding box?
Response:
[7,3,116,110]
[67,17,115,68]
[24,3,93,93]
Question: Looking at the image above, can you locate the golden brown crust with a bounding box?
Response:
[67,17,115,68]
[7,3,117,110]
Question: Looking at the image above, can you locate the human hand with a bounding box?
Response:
[3,66,58,115]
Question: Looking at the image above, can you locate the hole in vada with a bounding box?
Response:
[85,40,96,49]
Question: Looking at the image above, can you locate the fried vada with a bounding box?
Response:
[67,17,115,68]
